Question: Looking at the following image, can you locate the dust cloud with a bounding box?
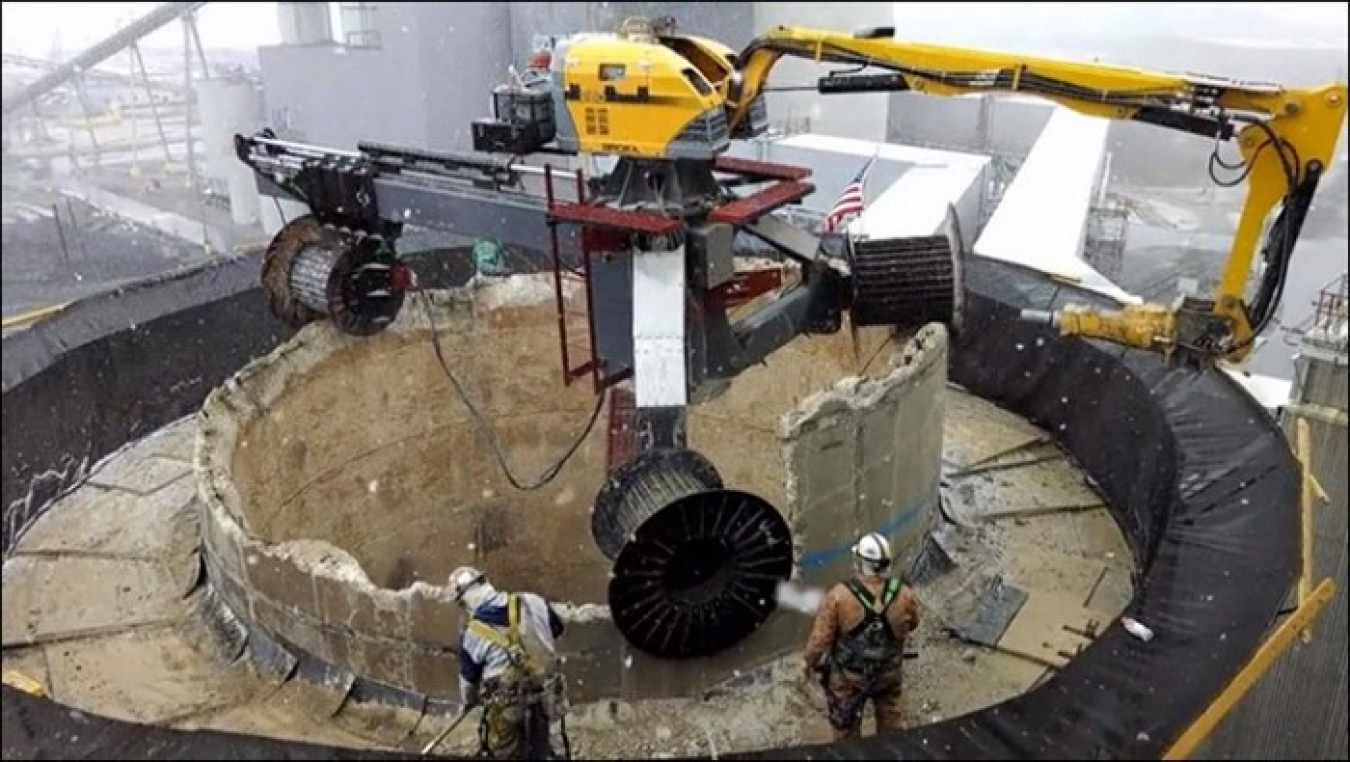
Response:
[775,580,825,615]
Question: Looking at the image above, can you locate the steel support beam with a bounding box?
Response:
[130,44,174,163]
[369,178,580,254]
[2,1,208,116]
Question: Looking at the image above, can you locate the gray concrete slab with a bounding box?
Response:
[173,680,382,749]
[13,477,197,560]
[946,459,1104,522]
[1,555,187,647]
[134,416,198,464]
[41,622,261,725]
[943,390,1049,468]
[87,453,191,495]
[784,325,949,587]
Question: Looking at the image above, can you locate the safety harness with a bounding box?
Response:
[822,579,903,731]
[833,579,902,673]
[468,595,542,681]
[467,595,570,760]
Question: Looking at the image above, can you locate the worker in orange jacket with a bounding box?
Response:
[802,532,921,740]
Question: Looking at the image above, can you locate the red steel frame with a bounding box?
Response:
[717,268,786,309]
[544,164,677,395]
[542,157,814,395]
[605,383,638,471]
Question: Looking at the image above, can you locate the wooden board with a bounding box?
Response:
[984,649,1051,692]
[1001,552,1108,608]
[994,589,1113,669]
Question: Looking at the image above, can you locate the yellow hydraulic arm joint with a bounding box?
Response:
[724,26,1349,366]
[1047,303,1178,357]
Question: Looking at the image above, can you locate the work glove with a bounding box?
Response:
[460,682,481,711]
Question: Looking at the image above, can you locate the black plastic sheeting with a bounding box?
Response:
[2,259,292,553]
[2,253,1300,760]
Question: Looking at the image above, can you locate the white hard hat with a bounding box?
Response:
[449,566,488,605]
[851,532,892,567]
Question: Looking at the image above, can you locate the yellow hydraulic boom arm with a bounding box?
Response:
[723,26,1348,365]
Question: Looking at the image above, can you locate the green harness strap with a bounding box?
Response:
[845,578,900,614]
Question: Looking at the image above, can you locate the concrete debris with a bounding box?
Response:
[909,528,960,586]
[553,602,612,623]
[267,539,384,593]
[469,273,578,313]
[777,323,948,440]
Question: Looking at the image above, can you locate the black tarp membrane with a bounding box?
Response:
[1,253,1299,760]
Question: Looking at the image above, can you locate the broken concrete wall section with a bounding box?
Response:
[662,323,951,691]
[196,277,617,703]
[194,273,946,707]
[782,323,947,591]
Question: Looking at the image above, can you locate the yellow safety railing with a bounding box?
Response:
[2,668,47,697]
[1,302,69,331]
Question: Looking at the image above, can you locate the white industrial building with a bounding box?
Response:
[725,134,990,244]
[730,107,1126,304]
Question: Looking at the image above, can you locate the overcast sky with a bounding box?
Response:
[1,1,1346,56]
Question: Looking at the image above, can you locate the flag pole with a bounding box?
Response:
[856,146,881,240]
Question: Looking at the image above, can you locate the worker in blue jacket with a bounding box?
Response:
[450,566,568,759]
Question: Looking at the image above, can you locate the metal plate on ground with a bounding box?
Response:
[951,578,1029,646]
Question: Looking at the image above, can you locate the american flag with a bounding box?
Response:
[822,156,876,234]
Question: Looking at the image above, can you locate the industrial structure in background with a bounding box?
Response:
[1,0,265,265]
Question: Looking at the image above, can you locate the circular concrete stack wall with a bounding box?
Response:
[194,274,947,704]
[1,253,1303,760]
